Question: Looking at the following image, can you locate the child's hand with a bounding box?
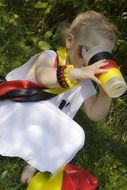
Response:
[75,59,109,84]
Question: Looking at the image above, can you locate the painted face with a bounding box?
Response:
[65,34,87,67]
[80,45,113,65]
[67,44,87,67]
[78,36,115,65]
[66,32,115,67]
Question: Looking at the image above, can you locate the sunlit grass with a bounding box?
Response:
[74,105,127,190]
[0,1,127,189]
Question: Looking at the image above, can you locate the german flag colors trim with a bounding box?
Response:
[27,164,99,190]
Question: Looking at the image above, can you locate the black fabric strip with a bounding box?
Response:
[88,51,113,65]
[0,74,57,102]
[0,75,6,83]
[0,87,57,102]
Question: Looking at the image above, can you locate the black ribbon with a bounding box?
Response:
[0,76,57,102]
[0,87,57,102]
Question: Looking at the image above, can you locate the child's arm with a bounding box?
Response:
[83,87,111,122]
[35,53,59,88]
[35,53,108,88]
[35,53,111,121]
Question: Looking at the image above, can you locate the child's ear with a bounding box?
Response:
[65,33,73,48]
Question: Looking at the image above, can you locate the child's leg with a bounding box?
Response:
[20,165,37,184]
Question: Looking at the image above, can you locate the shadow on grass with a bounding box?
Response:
[73,109,127,190]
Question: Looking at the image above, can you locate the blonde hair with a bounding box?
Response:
[64,11,117,47]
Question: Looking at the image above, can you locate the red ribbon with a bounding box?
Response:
[0,80,41,96]
[61,164,99,190]
[0,80,57,102]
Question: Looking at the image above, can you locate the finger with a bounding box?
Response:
[91,76,101,85]
[95,68,109,74]
[94,60,109,67]
[96,59,107,63]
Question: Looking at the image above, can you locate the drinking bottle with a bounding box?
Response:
[82,45,127,97]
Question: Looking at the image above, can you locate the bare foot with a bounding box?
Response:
[20,165,37,185]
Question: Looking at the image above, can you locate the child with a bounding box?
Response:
[0,11,117,185]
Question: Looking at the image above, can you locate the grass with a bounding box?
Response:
[0,5,127,189]
[74,106,127,190]
[0,157,25,190]
[0,106,127,190]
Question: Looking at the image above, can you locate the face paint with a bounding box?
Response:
[81,45,111,64]
[78,45,85,58]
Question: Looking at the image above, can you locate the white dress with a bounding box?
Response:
[0,50,96,173]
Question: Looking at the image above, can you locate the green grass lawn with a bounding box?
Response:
[0,106,127,190]
[74,108,127,190]
[0,1,127,189]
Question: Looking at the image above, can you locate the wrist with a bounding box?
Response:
[56,65,79,89]
[68,67,80,81]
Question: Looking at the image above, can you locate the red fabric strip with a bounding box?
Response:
[54,55,59,68]
[0,80,42,96]
[61,164,99,190]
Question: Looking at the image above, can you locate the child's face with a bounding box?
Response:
[65,34,87,67]
[66,33,115,67]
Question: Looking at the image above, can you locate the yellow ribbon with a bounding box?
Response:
[43,48,79,95]
[27,172,50,190]
[27,166,64,190]
[57,47,67,66]
[45,166,64,190]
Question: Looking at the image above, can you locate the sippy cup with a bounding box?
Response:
[82,45,127,98]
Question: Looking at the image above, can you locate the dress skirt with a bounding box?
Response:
[0,100,85,173]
